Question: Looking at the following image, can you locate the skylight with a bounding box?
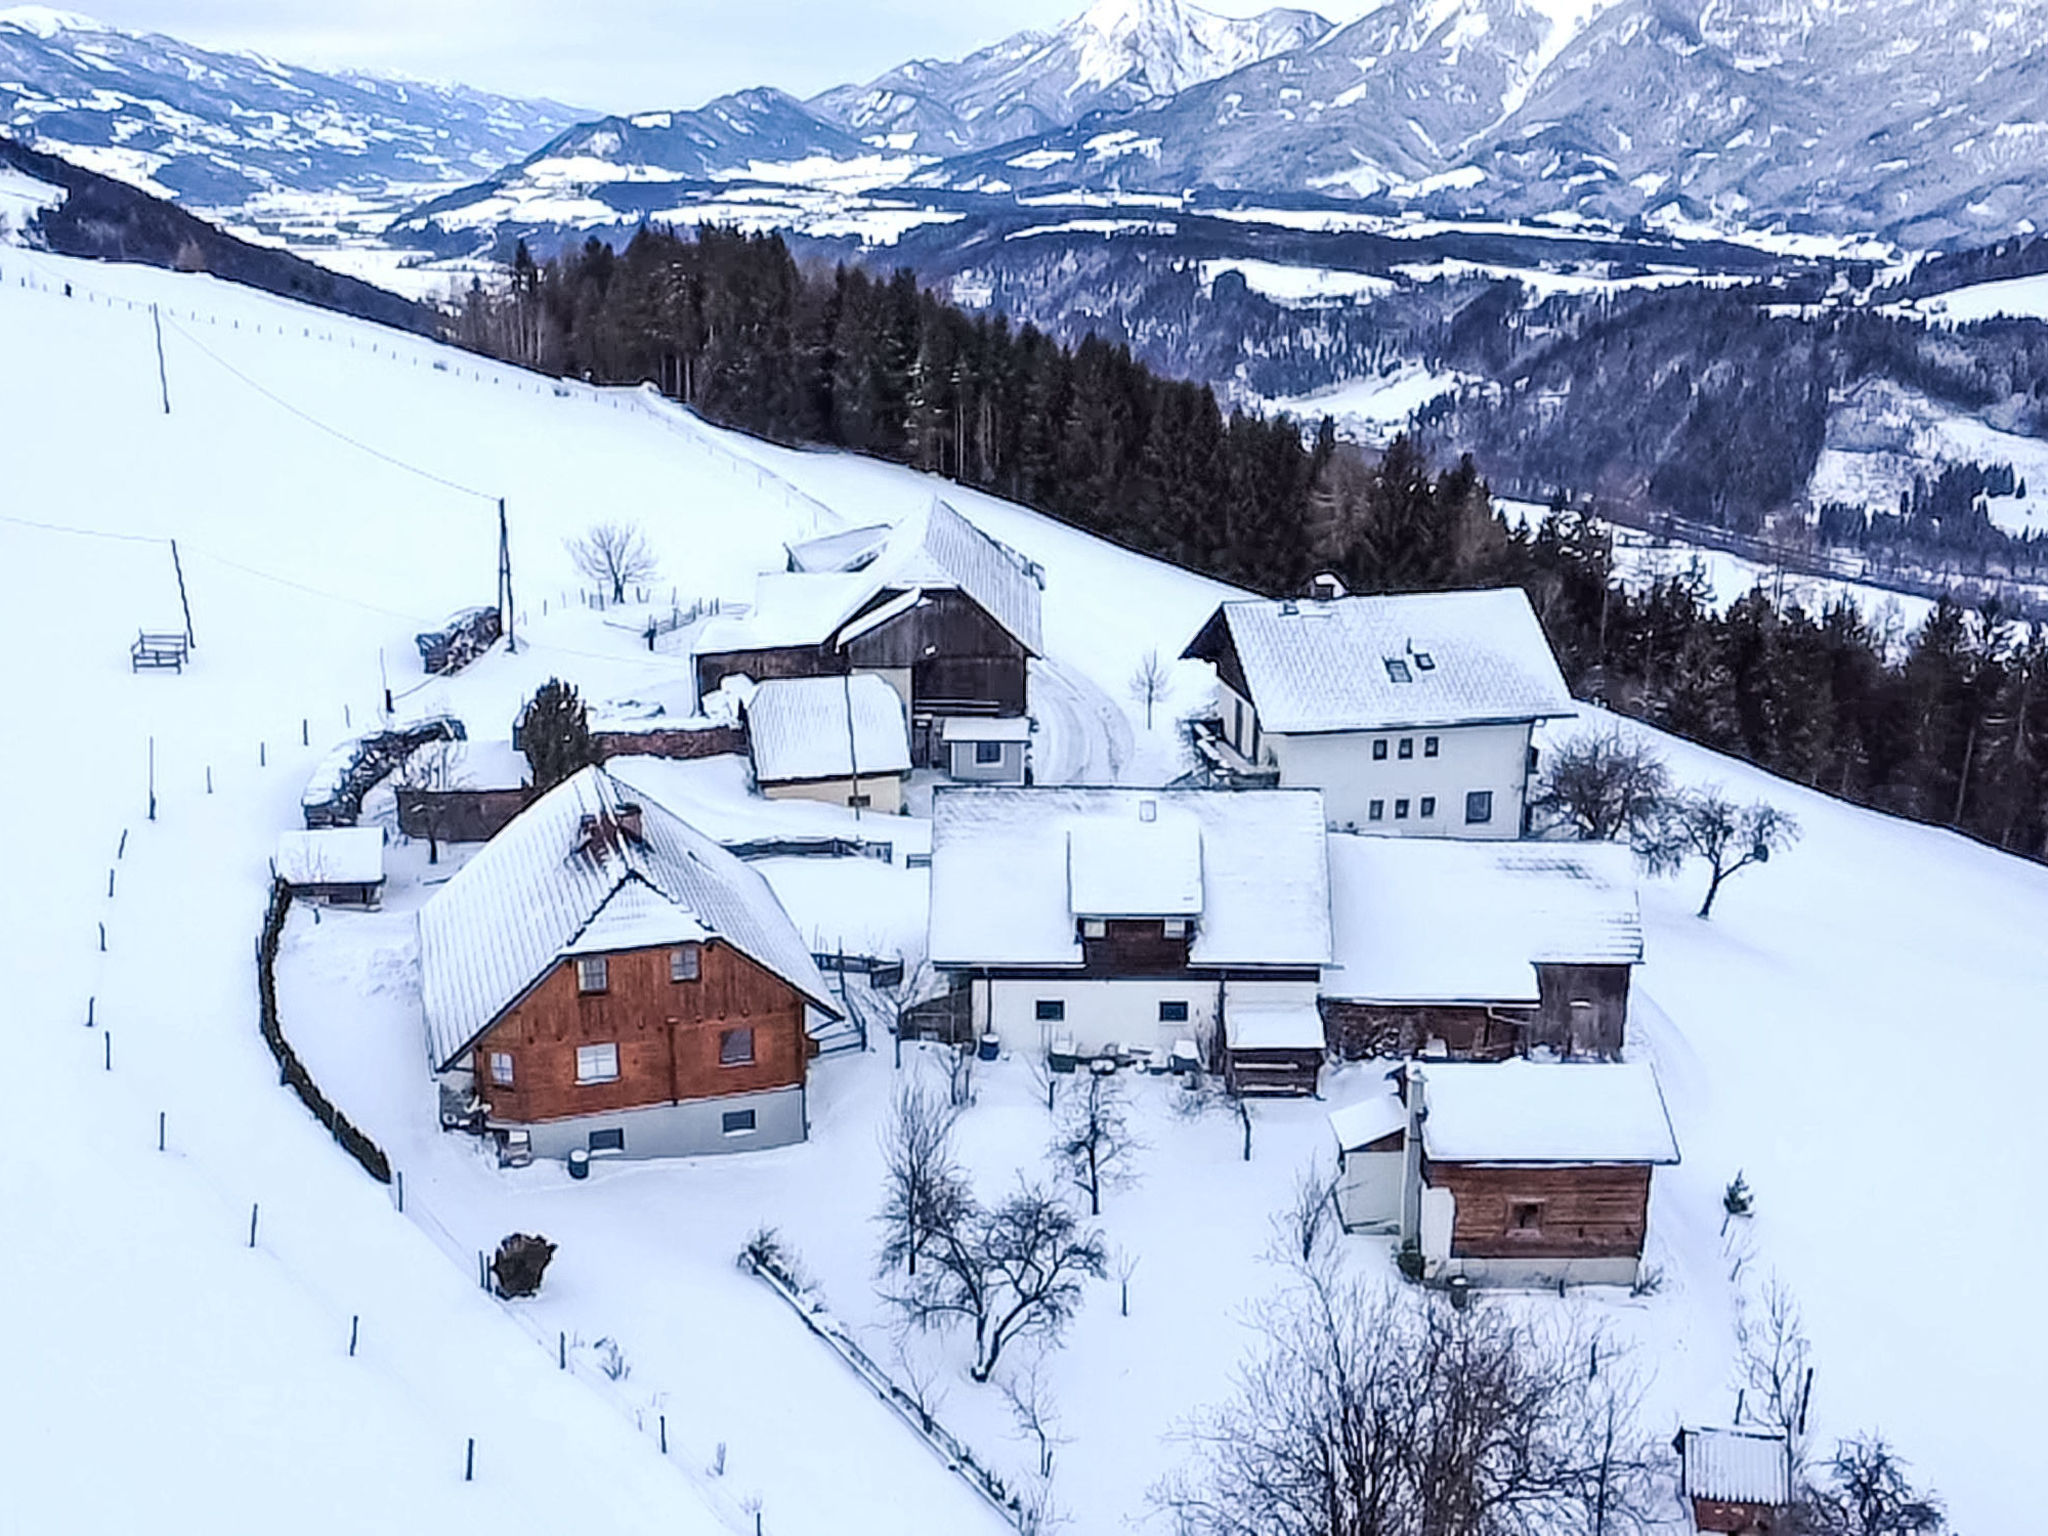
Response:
[1384,657,1413,683]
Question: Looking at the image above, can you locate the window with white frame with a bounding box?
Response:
[1159,1000,1190,1023]
[1395,798,1411,819]
[588,1127,625,1153]
[1035,999,1065,1022]
[1398,737,1414,759]
[1419,796,1437,818]
[576,955,608,994]
[722,1108,756,1135]
[1369,799,1385,821]
[719,1026,755,1067]
[488,1051,514,1087]
[575,1041,619,1084]
[1424,735,1440,757]
[1465,790,1494,824]
[671,944,700,983]
[975,740,1003,765]
[1372,739,1389,761]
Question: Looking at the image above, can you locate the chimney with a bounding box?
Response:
[613,802,645,844]
[1309,571,1347,602]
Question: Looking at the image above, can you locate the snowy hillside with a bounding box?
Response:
[3,230,2044,1535]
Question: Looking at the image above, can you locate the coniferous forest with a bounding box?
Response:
[451,224,2048,862]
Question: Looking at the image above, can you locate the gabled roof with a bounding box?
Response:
[1679,1427,1792,1506]
[275,827,384,886]
[707,500,1043,660]
[746,674,911,785]
[1184,587,1572,734]
[1413,1060,1679,1165]
[929,787,1331,970]
[1323,836,1642,1005]
[1067,809,1203,919]
[418,767,836,1071]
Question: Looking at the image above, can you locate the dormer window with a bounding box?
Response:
[1414,651,1436,671]
[1384,657,1413,684]
[1162,918,1189,938]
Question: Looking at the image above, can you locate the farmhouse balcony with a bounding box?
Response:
[1183,716,1280,788]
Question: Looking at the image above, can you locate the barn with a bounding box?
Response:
[1321,836,1643,1059]
[273,826,385,908]
[1329,1059,1679,1286]
[417,767,839,1162]
[694,500,1042,770]
[927,786,1331,1089]
[744,673,911,812]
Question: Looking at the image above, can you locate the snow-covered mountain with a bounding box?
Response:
[919,0,2048,246]
[0,6,580,215]
[807,0,1333,155]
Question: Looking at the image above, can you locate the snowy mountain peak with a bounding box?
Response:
[1064,0,1332,96]
[0,6,105,36]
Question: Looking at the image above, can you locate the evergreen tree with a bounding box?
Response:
[522,678,597,792]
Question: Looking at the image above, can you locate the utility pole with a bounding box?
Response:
[497,498,517,653]
[169,538,194,649]
[150,303,171,414]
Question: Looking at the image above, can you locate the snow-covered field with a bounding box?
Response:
[1889,269,2048,325]
[3,234,2044,1535]
[1268,365,1474,443]
[1813,377,2048,537]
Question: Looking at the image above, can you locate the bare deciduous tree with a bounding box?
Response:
[1052,1071,1140,1215]
[393,737,470,865]
[887,1181,1108,1383]
[567,521,659,604]
[1800,1436,1947,1536]
[1129,649,1171,730]
[876,1079,969,1281]
[1640,787,1801,918]
[1157,1267,1666,1536]
[1735,1275,1815,1465]
[1276,1158,1340,1269]
[1001,1357,1066,1479]
[1532,728,1672,841]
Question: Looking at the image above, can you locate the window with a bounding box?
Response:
[975,740,1003,765]
[1508,1200,1545,1235]
[576,955,608,994]
[1081,918,1107,939]
[1398,737,1414,760]
[588,1128,625,1154]
[1465,790,1494,825]
[1368,798,1385,821]
[1414,651,1436,671]
[847,794,872,809]
[575,1042,619,1084]
[1372,739,1389,761]
[722,1108,757,1136]
[1159,1000,1190,1023]
[1232,699,1245,749]
[670,944,700,983]
[1424,735,1440,758]
[1162,917,1189,939]
[719,1026,755,1067]
[1384,657,1412,683]
[1419,796,1437,819]
[1395,798,1411,819]
[488,1051,514,1087]
[1035,999,1065,1023]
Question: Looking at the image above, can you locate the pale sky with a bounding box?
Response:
[76,0,1378,114]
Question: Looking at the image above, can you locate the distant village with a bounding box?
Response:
[278,498,1783,1536]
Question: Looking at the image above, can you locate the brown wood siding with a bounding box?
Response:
[474,940,807,1125]
[1691,1497,1783,1534]
[1183,608,1252,700]
[1080,919,1193,973]
[1425,1161,1652,1260]
[695,644,844,702]
[1531,963,1631,1058]
[1321,1000,1533,1060]
[844,591,1029,715]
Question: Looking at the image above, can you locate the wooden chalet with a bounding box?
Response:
[418,767,839,1161]
[1321,836,1643,1059]
[1676,1426,1792,1534]
[927,786,1332,1093]
[1331,1059,1679,1287]
[693,501,1042,770]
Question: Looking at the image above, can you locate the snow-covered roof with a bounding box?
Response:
[1415,1060,1679,1165]
[274,827,384,886]
[418,767,837,1070]
[1323,835,1642,1005]
[746,674,911,784]
[1680,1427,1791,1506]
[1225,1000,1326,1050]
[700,500,1043,660]
[1067,809,1203,919]
[1188,588,1572,734]
[1329,1084,1409,1152]
[929,787,1330,969]
[941,716,1031,742]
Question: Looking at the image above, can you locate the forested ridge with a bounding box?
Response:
[450,225,2048,861]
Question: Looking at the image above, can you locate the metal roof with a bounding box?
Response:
[1680,1427,1792,1506]
[1414,1060,1680,1165]
[417,767,837,1070]
[1192,587,1572,734]
[746,674,911,785]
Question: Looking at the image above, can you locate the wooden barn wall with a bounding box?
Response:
[844,592,1028,713]
[1531,963,1632,1057]
[474,940,808,1125]
[695,644,843,701]
[1080,920,1193,974]
[1426,1161,1652,1260]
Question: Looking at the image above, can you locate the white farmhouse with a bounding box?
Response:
[1181,587,1574,835]
[927,786,1332,1093]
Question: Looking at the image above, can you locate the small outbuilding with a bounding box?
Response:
[940,715,1031,784]
[274,827,385,908]
[1329,1058,1679,1286]
[1676,1425,1792,1534]
[745,673,912,812]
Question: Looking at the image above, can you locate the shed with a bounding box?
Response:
[745,673,912,812]
[1329,1082,1411,1232]
[274,827,385,908]
[1676,1426,1792,1534]
[940,714,1031,784]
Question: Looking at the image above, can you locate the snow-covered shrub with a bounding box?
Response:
[491,1232,556,1298]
